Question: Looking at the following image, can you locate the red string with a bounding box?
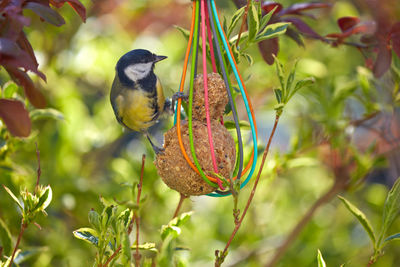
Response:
[205,1,217,73]
[201,0,224,190]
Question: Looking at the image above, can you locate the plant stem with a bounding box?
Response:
[8,221,27,267]
[215,114,280,266]
[172,193,187,219]
[134,154,146,266]
[265,178,347,267]
[235,0,251,47]
[35,142,41,193]
[103,245,121,267]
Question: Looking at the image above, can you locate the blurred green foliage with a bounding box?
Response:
[1,0,400,266]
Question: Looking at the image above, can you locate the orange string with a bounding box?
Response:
[176,1,259,184]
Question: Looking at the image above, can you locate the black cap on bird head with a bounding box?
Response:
[116,49,167,86]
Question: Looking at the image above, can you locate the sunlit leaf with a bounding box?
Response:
[259,6,277,31]
[247,0,260,41]
[227,5,246,38]
[338,196,376,245]
[317,249,326,267]
[88,210,101,232]
[0,99,31,137]
[287,77,315,101]
[256,22,289,42]
[242,53,254,65]
[73,227,99,247]
[3,185,23,210]
[30,108,65,121]
[0,217,12,255]
[25,2,65,27]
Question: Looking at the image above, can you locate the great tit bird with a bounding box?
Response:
[110,49,168,154]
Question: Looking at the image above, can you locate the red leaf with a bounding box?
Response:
[280,3,332,16]
[283,17,325,40]
[338,16,360,32]
[391,22,400,59]
[5,67,46,108]
[49,0,86,22]
[258,38,279,65]
[25,2,65,27]
[0,99,31,137]
[373,44,392,78]
[326,22,376,41]
[16,32,39,71]
[0,38,20,57]
[261,2,283,15]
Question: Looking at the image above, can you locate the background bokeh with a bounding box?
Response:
[1,0,399,266]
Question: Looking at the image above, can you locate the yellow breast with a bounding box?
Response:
[116,89,157,132]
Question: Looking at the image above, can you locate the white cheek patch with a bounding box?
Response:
[124,62,153,82]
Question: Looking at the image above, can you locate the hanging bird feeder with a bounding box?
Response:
[156,0,258,197]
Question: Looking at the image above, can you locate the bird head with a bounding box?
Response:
[116,49,167,86]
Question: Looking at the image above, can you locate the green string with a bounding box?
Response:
[188,0,217,188]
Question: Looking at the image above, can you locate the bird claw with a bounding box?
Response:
[171,92,189,113]
[153,145,165,155]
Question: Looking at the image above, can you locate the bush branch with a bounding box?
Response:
[215,114,281,266]
[8,222,27,267]
[172,193,187,219]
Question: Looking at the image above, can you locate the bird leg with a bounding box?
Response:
[171,91,189,113]
[145,132,164,155]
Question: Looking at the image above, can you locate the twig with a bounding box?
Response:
[102,245,121,267]
[8,222,27,267]
[215,114,281,266]
[265,175,348,267]
[172,193,188,219]
[134,154,146,267]
[35,142,41,193]
[235,0,251,47]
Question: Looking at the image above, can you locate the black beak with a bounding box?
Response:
[154,55,167,62]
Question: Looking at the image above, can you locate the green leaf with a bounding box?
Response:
[274,88,283,104]
[161,225,181,240]
[2,81,19,98]
[35,185,52,211]
[384,233,400,242]
[259,6,277,31]
[133,242,158,253]
[255,22,289,42]
[30,108,65,121]
[175,25,190,41]
[274,57,285,92]
[317,249,326,267]
[2,185,23,210]
[117,208,133,228]
[25,2,65,26]
[121,232,131,265]
[160,212,193,240]
[73,227,99,247]
[287,77,315,102]
[242,53,254,65]
[381,178,400,241]
[88,210,101,232]
[0,217,12,255]
[247,0,260,42]
[224,120,251,130]
[227,6,246,37]
[338,196,376,245]
[286,60,298,98]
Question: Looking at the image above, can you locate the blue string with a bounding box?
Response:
[210,0,258,190]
